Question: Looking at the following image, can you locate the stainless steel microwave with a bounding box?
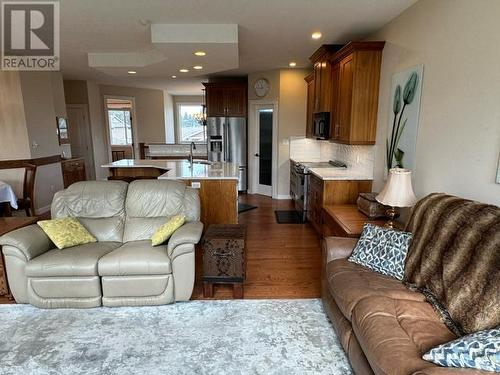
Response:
[313,112,330,139]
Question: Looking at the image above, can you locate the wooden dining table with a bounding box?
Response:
[0,181,17,216]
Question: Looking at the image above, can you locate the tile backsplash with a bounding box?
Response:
[290,137,375,178]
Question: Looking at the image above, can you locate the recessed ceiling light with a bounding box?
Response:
[289,62,297,67]
[179,68,189,73]
[127,70,137,74]
[311,31,322,40]
[171,75,177,78]
[194,51,206,56]
[193,65,203,70]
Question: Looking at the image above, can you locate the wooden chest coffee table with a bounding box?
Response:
[202,224,246,299]
[0,216,38,300]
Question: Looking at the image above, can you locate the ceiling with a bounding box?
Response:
[59,0,417,95]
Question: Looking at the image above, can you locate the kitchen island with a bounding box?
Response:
[103,159,239,225]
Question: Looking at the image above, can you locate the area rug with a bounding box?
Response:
[0,299,351,375]
[238,202,258,214]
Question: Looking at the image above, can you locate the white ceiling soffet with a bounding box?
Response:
[59,0,417,94]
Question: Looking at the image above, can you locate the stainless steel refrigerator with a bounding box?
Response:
[206,117,247,191]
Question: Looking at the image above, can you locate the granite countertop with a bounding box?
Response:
[289,158,373,181]
[102,159,174,170]
[157,160,239,180]
[307,168,373,181]
[102,159,239,180]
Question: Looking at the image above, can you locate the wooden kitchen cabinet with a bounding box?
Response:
[306,173,373,235]
[306,41,384,144]
[61,158,86,188]
[203,82,247,117]
[305,73,315,138]
[330,42,384,145]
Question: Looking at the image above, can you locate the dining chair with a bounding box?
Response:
[0,163,37,217]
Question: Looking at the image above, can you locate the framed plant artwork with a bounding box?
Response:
[386,65,424,173]
[56,117,70,145]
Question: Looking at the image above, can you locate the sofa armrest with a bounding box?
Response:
[322,236,358,264]
[167,221,203,257]
[0,224,53,261]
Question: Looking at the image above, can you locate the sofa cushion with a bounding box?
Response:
[423,328,500,372]
[348,223,412,280]
[326,258,424,321]
[98,240,171,276]
[351,295,456,375]
[122,180,200,242]
[26,242,121,277]
[51,181,128,242]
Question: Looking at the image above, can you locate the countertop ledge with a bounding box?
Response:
[308,168,373,181]
[103,159,240,180]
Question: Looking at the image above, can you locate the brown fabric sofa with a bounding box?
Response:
[321,194,498,375]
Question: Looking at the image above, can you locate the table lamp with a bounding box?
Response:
[376,168,417,228]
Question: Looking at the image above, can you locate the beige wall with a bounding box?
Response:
[247,69,308,197]
[0,71,30,159]
[99,84,166,144]
[369,0,500,206]
[0,72,65,212]
[277,69,309,196]
[87,81,108,180]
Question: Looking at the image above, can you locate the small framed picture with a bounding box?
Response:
[56,117,69,145]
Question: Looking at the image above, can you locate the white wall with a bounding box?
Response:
[369,0,500,205]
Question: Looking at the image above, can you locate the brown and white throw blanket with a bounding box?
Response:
[404,193,500,336]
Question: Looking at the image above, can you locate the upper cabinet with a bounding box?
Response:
[304,73,315,138]
[307,41,384,145]
[203,82,247,117]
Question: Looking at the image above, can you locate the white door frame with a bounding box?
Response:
[248,99,279,198]
[103,95,139,161]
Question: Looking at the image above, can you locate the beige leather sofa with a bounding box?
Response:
[0,180,203,308]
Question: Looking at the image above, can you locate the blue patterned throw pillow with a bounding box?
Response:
[423,328,500,372]
[348,223,412,280]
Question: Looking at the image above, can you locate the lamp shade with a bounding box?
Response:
[376,168,417,207]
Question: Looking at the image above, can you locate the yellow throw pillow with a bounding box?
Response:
[37,217,97,250]
[151,215,186,246]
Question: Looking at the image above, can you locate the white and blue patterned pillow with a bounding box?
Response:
[348,223,412,280]
[423,328,500,372]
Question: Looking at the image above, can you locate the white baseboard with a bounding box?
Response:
[35,204,51,215]
[274,194,292,200]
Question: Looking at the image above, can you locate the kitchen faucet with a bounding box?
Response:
[189,142,196,167]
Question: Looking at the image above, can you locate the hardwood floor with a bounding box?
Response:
[191,194,322,300]
[0,195,322,304]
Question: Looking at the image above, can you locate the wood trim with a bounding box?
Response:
[329,41,385,63]
[0,155,61,168]
[304,73,314,83]
[309,44,344,63]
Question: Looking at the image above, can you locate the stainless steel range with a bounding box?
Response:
[290,160,347,221]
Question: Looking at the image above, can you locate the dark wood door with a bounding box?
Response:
[305,74,315,138]
[338,55,354,143]
[224,86,246,117]
[205,86,226,117]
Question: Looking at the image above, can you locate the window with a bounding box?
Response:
[108,109,132,146]
[176,104,206,143]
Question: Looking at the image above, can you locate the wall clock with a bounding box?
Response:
[254,78,270,98]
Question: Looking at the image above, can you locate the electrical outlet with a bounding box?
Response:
[50,185,55,192]
[191,181,201,189]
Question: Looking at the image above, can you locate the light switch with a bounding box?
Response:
[191,181,201,189]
